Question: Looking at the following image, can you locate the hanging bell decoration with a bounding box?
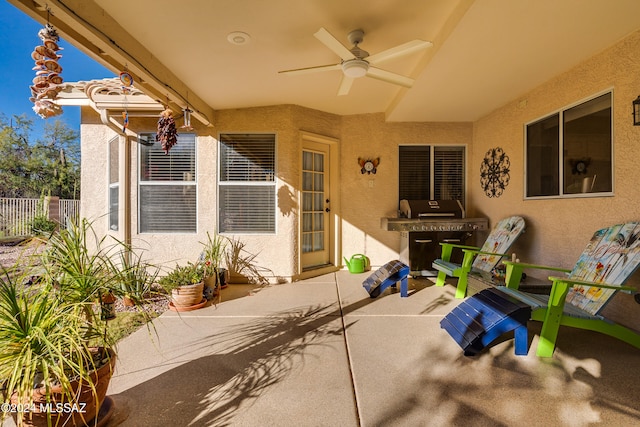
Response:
[100,291,117,321]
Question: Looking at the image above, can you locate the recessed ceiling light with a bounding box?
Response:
[227,31,251,45]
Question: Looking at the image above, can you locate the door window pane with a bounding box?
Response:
[302,149,325,254]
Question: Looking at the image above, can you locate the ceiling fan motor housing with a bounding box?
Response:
[347,29,365,46]
[279,27,430,93]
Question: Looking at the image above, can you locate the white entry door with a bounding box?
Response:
[301,142,331,269]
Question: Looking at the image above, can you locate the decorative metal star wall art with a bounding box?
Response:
[480,147,511,198]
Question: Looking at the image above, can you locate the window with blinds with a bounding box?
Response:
[138,133,197,233]
[399,145,465,206]
[219,134,276,233]
[108,137,119,231]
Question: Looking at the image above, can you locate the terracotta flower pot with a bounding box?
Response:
[12,347,116,427]
[171,281,204,307]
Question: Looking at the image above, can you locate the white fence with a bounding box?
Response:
[0,198,80,237]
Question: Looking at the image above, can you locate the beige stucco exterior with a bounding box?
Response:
[81,27,640,317]
[469,29,640,327]
[472,28,640,270]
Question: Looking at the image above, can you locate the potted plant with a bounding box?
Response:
[0,218,138,426]
[0,270,116,427]
[199,232,227,300]
[159,262,206,311]
[112,242,159,307]
[224,237,270,285]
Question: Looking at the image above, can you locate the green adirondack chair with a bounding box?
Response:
[432,216,526,298]
[500,222,640,357]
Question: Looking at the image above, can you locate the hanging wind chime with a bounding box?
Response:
[180,91,194,132]
[120,68,134,133]
[30,12,64,119]
[181,107,193,131]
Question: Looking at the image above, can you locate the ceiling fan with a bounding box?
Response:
[279,27,432,96]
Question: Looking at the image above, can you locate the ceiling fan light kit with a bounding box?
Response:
[342,59,369,78]
[279,27,431,95]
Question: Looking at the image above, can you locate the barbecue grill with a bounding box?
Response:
[381,200,488,277]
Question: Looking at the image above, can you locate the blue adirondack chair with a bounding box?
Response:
[432,216,526,298]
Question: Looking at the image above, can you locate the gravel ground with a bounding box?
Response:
[0,239,169,316]
[0,238,44,269]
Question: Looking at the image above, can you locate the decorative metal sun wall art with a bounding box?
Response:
[480,147,511,198]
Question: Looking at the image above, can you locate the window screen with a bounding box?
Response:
[218,134,276,233]
[138,133,197,233]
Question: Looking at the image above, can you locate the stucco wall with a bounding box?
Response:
[472,29,640,327]
[472,29,640,270]
[80,28,640,322]
[339,114,473,266]
[79,107,117,234]
[80,105,472,280]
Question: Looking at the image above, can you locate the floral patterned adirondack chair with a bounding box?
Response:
[500,222,640,357]
[432,216,526,298]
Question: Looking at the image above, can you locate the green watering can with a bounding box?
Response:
[344,254,370,274]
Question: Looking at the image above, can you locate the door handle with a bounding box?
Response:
[325,208,330,212]
[414,239,433,243]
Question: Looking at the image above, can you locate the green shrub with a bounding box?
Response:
[159,262,205,291]
[29,215,57,236]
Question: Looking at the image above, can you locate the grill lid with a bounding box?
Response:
[399,199,465,219]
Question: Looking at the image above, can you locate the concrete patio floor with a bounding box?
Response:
[97,270,640,426]
[6,271,638,426]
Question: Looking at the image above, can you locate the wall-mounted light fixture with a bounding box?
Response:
[633,96,640,126]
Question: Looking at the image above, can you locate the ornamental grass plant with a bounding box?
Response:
[0,218,160,426]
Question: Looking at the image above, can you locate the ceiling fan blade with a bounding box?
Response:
[366,67,414,88]
[314,27,354,61]
[337,75,354,96]
[279,63,341,75]
[367,40,432,65]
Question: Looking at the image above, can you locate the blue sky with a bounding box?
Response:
[0,0,112,139]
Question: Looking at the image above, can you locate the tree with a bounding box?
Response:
[0,114,32,197]
[0,113,80,199]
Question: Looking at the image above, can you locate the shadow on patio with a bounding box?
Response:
[100,274,640,426]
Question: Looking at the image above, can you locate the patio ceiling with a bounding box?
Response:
[10,0,640,126]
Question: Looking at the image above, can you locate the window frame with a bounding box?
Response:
[108,136,119,232]
[398,144,467,207]
[524,90,614,200]
[137,132,198,234]
[217,133,277,235]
